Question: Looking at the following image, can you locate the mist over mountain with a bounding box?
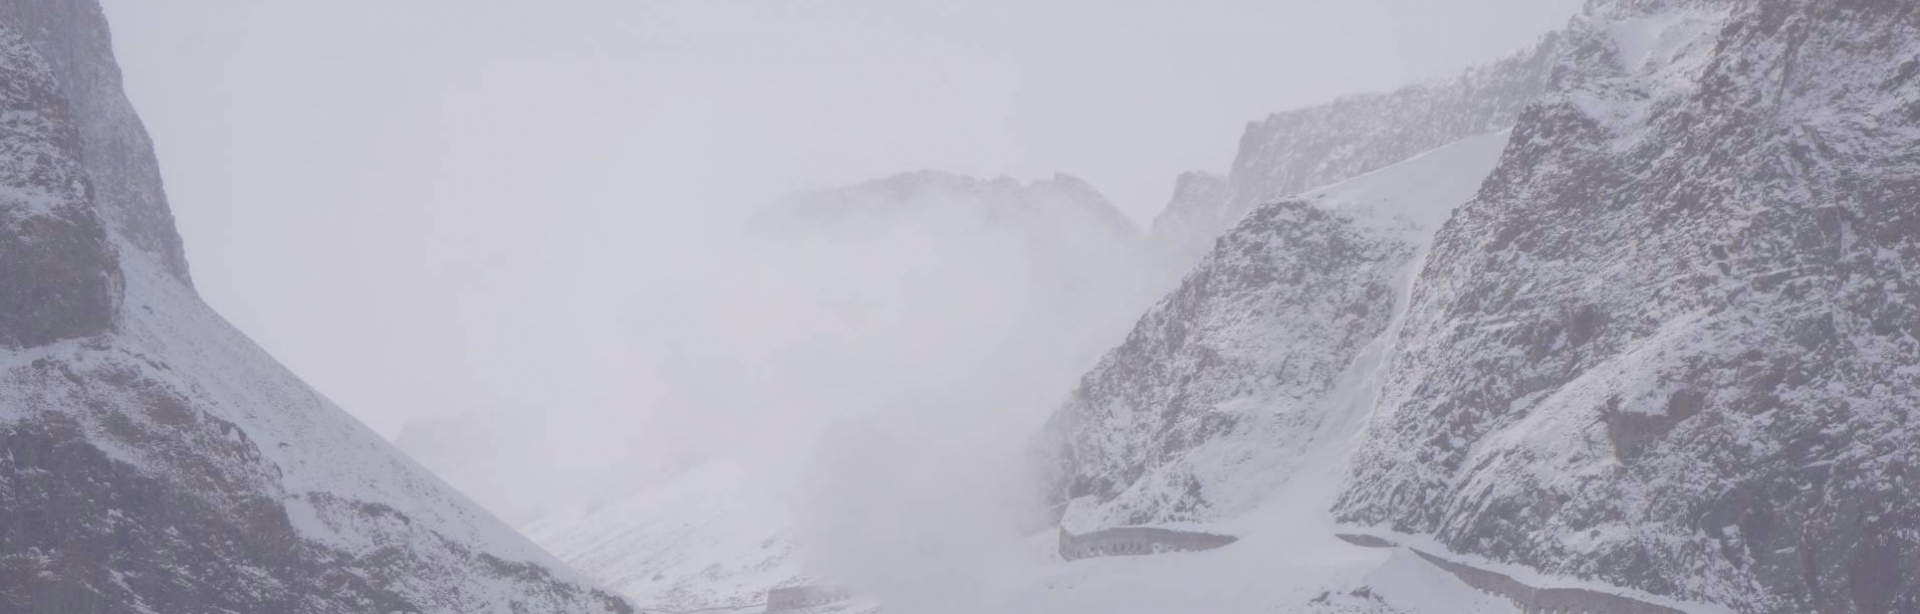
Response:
[468,169,1163,611]
[8,1,1918,613]
[377,2,1920,612]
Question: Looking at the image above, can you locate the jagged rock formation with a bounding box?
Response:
[1043,201,1420,526]
[1039,1,1920,611]
[1148,34,1560,269]
[0,3,630,612]
[1338,1,1920,613]
[1036,132,1511,528]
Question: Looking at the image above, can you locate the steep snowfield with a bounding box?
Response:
[1301,131,1515,235]
[1039,131,1511,530]
[2,231,629,614]
[1148,36,1557,270]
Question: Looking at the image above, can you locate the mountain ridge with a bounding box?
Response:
[1340,1,1920,611]
[0,2,632,611]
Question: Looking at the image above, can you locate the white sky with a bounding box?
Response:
[100,0,1582,437]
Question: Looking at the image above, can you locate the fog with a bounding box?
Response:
[100,0,1582,606]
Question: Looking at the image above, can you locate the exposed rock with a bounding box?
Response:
[0,23,118,349]
[0,0,191,284]
[1035,132,1511,529]
[1040,201,1419,526]
[0,2,633,611]
[1339,1,1920,612]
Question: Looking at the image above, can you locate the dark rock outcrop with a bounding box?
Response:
[0,23,118,349]
[1056,526,1237,561]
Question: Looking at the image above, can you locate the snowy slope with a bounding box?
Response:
[980,448,1532,614]
[1339,1,1920,612]
[0,2,629,612]
[1037,131,1511,530]
[1148,36,1558,270]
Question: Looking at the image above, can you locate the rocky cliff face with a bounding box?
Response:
[1041,0,1920,611]
[1038,132,1512,529]
[1036,24,1561,529]
[1338,1,1920,613]
[0,3,630,613]
[1148,34,1560,269]
[1044,201,1418,527]
[0,0,191,284]
[0,23,118,349]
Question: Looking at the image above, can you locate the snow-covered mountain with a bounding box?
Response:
[1147,33,1560,269]
[0,2,629,612]
[1039,0,1920,613]
[955,129,1601,614]
[1038,132,1512,530]
[1339,1,1920,612]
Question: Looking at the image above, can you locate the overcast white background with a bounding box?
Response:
[99,0,1582,440]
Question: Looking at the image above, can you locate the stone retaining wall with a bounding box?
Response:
[1058,527,1237,561]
